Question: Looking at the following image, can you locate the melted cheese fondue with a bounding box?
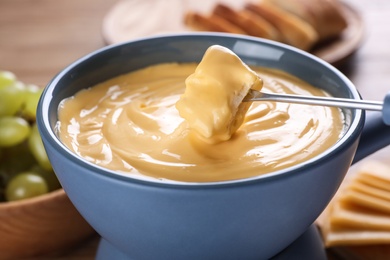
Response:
[176,45,263,144]
[57,46,344,182]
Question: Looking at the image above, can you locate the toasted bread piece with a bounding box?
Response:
[264,0,347,41]
[212,4,281,41]
[245,2,318,50]
[240,10,283,41]
[184,12,247,35]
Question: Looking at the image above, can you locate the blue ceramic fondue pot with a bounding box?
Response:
[37,33,390,259]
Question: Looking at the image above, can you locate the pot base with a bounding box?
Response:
[273,224,326,260]
[96,224,326,260]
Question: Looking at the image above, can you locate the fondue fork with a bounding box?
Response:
[243,89,390,125]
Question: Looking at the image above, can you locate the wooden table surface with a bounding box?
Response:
[1,0,390,259]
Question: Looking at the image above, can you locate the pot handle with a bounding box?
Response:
[383,92,390,125]
[352,111,390,164]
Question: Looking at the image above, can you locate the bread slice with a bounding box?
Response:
[184,12,247,35]
[264,0,347,41]
[212,4,281,41]
[245,2,319,50]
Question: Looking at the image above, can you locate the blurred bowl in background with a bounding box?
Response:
[0,188,95,259]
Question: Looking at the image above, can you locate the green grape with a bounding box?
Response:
[28,123,52,171]
[0,71,58,203]
[0,142,36,182]
[0,71,16,89]
[0,83,27,117]
[5,172,49,201]
[0,187,4,202]
[22,84,43,120]
[0,117,31,147]
[0,168,6,201]
[29,164,60,191]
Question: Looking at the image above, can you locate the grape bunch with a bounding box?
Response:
[0,71,60,202]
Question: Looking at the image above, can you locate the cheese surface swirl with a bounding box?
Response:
[57,62,343,182]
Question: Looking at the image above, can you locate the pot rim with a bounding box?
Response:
[37,32,364,188]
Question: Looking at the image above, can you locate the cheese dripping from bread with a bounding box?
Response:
[175,45,262,144]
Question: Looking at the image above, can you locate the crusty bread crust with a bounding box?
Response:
[183,0,347,51]
[185,12,247,34]
[263,0,348,41]
[212,4,281,40]
[245,2,318,50]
